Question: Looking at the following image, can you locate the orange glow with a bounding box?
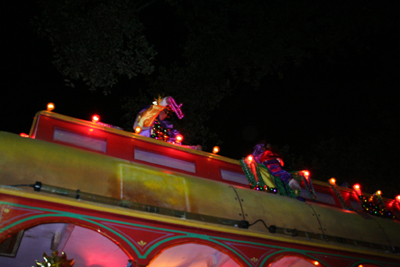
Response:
[376,190,382,195]
[396,195,400,202]
[329,178,336,185]
[353,183,362,196]
[303,170,310,177]
[247,155,253,162]
[134,126,142,134]
[212,146,220,154]
[19,133,29,138]
[92,114,100,123]
[358,265,363,267]
[47,102,55,111]
[313,261,319,266]
[176,134,183,143]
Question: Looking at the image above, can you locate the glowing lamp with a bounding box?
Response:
[303,170,310,177]
[47,102,55,111]
[247,155,253,162]
[353,184,362,196]
[376,190,382,195]
[134,126,142,134]
[313,261,319,266]
[212,146,220,154]
[329,178,336,185]
[19,133,29,138]
[92,114,100,123]
[396,195,400,203]
[176,134,183,143]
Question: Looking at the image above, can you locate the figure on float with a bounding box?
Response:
[253,143,301,191]
[133,96,184,143]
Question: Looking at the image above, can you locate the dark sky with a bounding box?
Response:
[1,1,399,175]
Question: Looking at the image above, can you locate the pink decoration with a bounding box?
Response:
[168,97,184,119]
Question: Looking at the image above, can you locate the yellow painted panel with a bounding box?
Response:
[0,132,123,197]
[234,186,323,234]
[121,163,243,218]
[311,202,400,247]
[375,218,400,247]
[0,132,242,220]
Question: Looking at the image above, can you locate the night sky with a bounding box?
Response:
[2,2,399,194]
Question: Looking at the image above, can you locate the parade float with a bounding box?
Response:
[0,100,399,267]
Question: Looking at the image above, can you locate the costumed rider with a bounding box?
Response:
[133,96,184,143]
[253,143,301,191]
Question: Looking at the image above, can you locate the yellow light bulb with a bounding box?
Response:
[47,102,55,111]
[176,134,183,143]
[212,146,220,154]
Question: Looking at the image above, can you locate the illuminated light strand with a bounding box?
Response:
[168,97,184,119]
[239,158,278,194]
[329,178,353,211]
[300,170,316,200]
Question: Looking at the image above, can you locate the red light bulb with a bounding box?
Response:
[176,134,183,143]
[92,115,100,123]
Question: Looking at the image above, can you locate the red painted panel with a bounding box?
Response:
[32,113,247,188]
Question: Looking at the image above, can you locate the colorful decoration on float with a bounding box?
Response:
[291,170,317,201]
[350,184,397,220]
[35,250,74,267]
[240,156,278,194]
[168,97,184,119]
[359,190,396,219]
[151,119,171,141]
[328,178,353,211]
[133,96,185,144]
